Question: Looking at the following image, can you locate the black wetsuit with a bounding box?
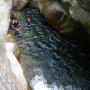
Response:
[26,21,31,28]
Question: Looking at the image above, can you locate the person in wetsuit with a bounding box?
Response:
[10,10,20,30]
[10,18,19,30]
[24,16,31,29]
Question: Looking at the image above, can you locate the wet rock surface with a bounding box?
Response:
[16,8,90,90]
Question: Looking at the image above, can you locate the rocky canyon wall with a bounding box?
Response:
[12,0,28,10]
[0,0,28,90]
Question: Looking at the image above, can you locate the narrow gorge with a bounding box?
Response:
[0,0,90,90]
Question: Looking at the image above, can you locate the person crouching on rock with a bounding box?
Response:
[15,28,21,38]
[24,16,31,29]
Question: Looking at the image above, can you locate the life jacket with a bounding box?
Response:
[16,28,20,33]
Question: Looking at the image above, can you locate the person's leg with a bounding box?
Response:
[15,32,18,37]
[15,32,17,36]
[17,32,22,38]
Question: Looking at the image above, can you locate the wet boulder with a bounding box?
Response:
[6,30,21,61]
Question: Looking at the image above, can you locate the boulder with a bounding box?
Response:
[12,0,28,10]
[6,30,21,61]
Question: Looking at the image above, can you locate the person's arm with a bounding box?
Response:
[12,25,16,30]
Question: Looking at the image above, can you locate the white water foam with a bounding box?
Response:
[30,69,81,90]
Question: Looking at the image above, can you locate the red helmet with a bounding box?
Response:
[16,28,20,32]
[27,16,30,18]
[27,16,31,19]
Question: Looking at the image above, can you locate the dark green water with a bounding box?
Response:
[16,8,90,90]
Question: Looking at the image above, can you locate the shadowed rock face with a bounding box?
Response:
[77,0,90,12]
[68,0,90,35]
[6,30,21,61]
[32,0,90,41]
[33,0,76,34]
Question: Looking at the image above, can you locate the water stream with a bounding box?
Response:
[15,8,90,90]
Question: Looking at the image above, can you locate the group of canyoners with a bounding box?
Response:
[10,11,31,38]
